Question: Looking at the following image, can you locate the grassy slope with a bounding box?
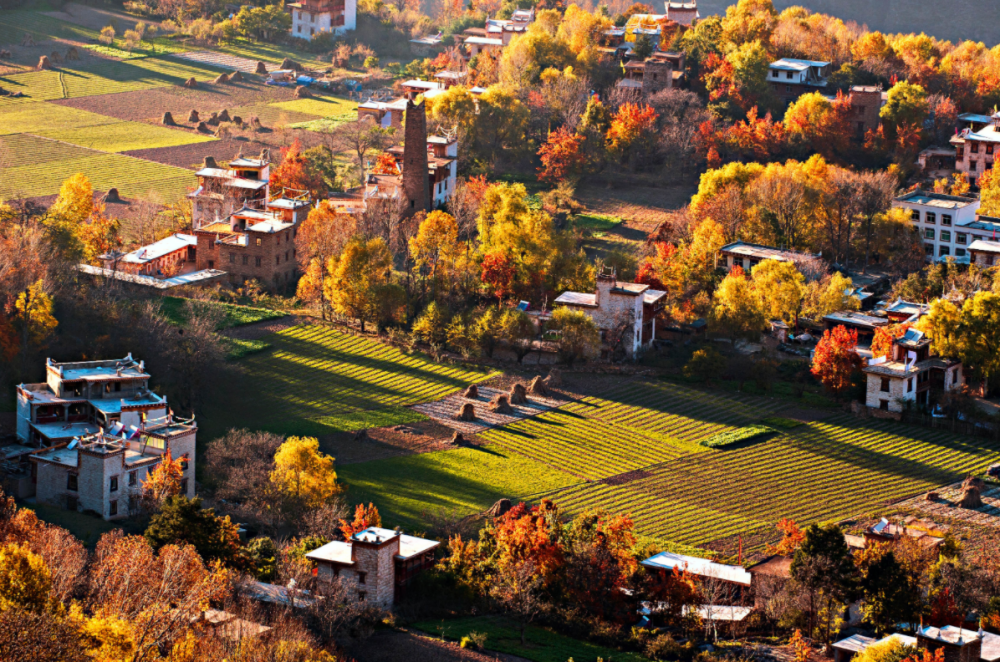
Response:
[159,297,285,329]
[412,616,649,662]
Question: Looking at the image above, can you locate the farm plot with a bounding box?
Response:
[412,386,564,435]
[0,71,65,102]
[269,97,356,117]
[896,482,1000,527]
[0,101,117,135]
[199,324,496,440]
[37,121,216,153]
[0,134,96,167]
[171,51,279,73]
[544,413,1000,551]
[0,10,99,44]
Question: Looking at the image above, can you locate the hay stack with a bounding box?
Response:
[959,486,982,509]
[354,429,368,441]
[161,111,175,126]
[463,384,479,399]
[448,431,464,445]
[37,55,52,71]
[217,109,231,123]
[490,394,513,414]
[528,375,549,396]
[962,475,985,491]
[213,72,230,84]
[280,57,302,71]
[203,156,218,169]
[0,50,11,59]
[254,61,268,74]
[195,121,211,134]
[545,368,562,387]
[294,85,311,98]
[230,70,244,82]
[66,47,79,60]
[104,188,121,203]
[925,491,939,502]
[206,112,220,126]
[249,116,263,130]
[509,383,527,405]
[231,115,243,126]
[49,51,62,64]
[486,498,512,518]
[21,33,36,47]
[183,77,198,88]
[187,109,199,122]
[456,403,476,422]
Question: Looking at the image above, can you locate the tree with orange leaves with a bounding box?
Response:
[76,203,122,266]
[370,152,398,175]
[537,127,586,185]
[790,629,813,662]
[269,139,325,199]
[784,91,852,159]
[811,325,862,397]
[725,106,787,161]
[142,450,185,505]
[767,518,806,556]
[562,509,638,621]
[871,324,908,360]
[339,503,382,540]
[606,102,658,171]
[480,251,516,299]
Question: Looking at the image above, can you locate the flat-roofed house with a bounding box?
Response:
[891,190,980,262]
[823,310,889,342]
[768,58,830,106]
[553,270,666,357]
[832,634,918,662]
[717,241,819,273]
[101,233,197,278]
[289,0,356,39]
[951,111,1000,186]
[306,526,439,609]
[969,238,1000,266]
[862,327,963,412]
[918,626,987,662]
[189,154,271,229]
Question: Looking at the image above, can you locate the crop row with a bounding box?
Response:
[37,121,216,153]
[0,153,194,200]
[0,134,96,167]
[544,414,1000,549]
[0,102,117,136]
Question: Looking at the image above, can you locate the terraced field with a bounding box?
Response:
[200,324,496,440]
[37,121,215,153]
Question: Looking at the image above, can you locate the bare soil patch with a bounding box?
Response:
[345,629,529,662]
[45,3,170,32]
[576,183,695,234]
[221,315,301,341]
[319,419,479,465]
[122,138,276,169]
[413,386,564,435]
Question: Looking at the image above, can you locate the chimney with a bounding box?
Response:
[203,156,218,169]
[402,100,430,218]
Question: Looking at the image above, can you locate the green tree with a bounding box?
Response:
[791,523,857,643]
[235,3,291,41]
[500,308,537,363]
[880,81,929,133]
[412,301,451,346]
[751,259,806,325]
[710,267,767,340]
[855,545,922,636]
[144,496,242,567]
[683,347,726,383]
[547,308,600,366]
[802,273,860,320]
[246,537,278,582]
[632,33,654,59]
[471,307,504,358]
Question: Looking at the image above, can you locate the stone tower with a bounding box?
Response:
[402,100,429,217]
[643,59,673,97]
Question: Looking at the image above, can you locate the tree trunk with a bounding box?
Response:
[520,622,526,647]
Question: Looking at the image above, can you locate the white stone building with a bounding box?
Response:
[289,0,356,39]
[862,328,963,413]
[891,190,981,262]
[553,271,666,357]
[306,527,439,609]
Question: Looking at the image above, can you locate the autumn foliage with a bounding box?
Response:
[811,325,862,396]
[269,139,324,198]
[339,502,382,540]
[538,127,586,185]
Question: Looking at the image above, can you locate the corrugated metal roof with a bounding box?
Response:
[554,291,597,307]
[641,551,752,585]
[120,234,196,264]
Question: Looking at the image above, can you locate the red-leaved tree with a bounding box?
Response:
[481,251,516,298]
[269,139,324,199]
[537,127,586,185]
[811,325,862,397]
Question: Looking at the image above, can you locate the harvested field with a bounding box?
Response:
[319,419,474,465]
[121,138,270,169]
[0,133,96,166]
[0,70,65,101]
[896,481,1000,525]
[412,386,564,435]
[269,96,356,117]
[171,51,279,73]
[43,3,169,33]
[576,184,694,232]
[37,120,216,152]
[0,101,116,135]
[225,102,318,126]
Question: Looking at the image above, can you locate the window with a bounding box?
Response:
[181,479,188,494]
[910,209,920,221]
[971,160,979,172]
[208,260,214,268]
[310,27,315,35]
[229,252,236,264]
[925,244,934,255]
[196,202,203,211]
[277,234,280,245]
[255,257,262,267]
[180,458,189,472]
[772,69,779,78]
[972,142,980,153]
[942,214,952,226]
[957,147,964,159]
[128,471,137,486]
[105,382,112,393]
[110,476,118,492]
[989,255,996,266]
[785,71,793,79]
[109,501,118,517]
[358,591,367,601]
[908,377,914,393]
[880,400,889,411]
[285,251,289,262]
[926,212,936,224]
[940,245,950,256]
[785,85,792,93]
[256,238,262,247]
[880,377,890,392]
[115,382,121,392]
[957,232,967,244]
[242,255,248,265]
[67,474,78,491]
[358,572,367,585]
[988,144,994,155]
[924,228,935,240]
[956,248,967,257]
[940,230,951,242]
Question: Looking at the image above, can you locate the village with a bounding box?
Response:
[3,0,1000,661]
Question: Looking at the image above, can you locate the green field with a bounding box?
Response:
[413,616,649,662]
[269,97,356,117]
[160,297,286,329]
[200,324,495,440]
[37,121,216,153]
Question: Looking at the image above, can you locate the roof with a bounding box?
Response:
[402,79,442,90]
[226,178,268,191]
[824,311,889,329]
[196,167,231,178]
[53,357,148,382]
[686,605,753,622]
[969,239,1000,254]
[193,609,271,639]
[306,540,354,565]
[770,58,829,70]
[353,526,440,559]
[465,36,503,45]
[746,555,792,578]
[198,221,234,234]
[77,265,227,289]
[863,359,920,377]
[31,446,80,467]
[115,234,196,265]
[958,112,993,123]
[641,551,752,585]
[885,299,929,316]
[267,197,311,210]
[644,289,667,305]
[896,327,929,349]
[979,630,1000,661]
[958,124,1000,144]
[833,635,877,653]
[248,219,295,233]
[920,626,984,646]
[242,580,317,608]
[554,291,597,307]
[89,392,166,415]
[720,241,814,262]
[229,157,268,168]
[894,191,978,210]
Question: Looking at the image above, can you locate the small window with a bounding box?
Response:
[956,232,967,245]
[972,142,980,153]
[956,248,967,257]
[115,382,121,392]
[971,160,979,172]
[276,255,280,266]
[880,377,890,392]
[358,591,366,601]
[255,257,262,267]
[926,212,936,224]
[256,238,262,247]
[181,478,188,494]
[785,85,792,93]
[197,202,203,211]
[110,476,118,492]
[242,255,248,265]
[67,474,78,491]
[785,71,793,80]
[942,214,952,226]
[208,260,214,268]
[128,471,137,486]
[358,572,367,585]
[229,253,236,264]
[880,400,889,411]
[925,228,935,240]
[940,230,951,242]
[910,209,920,221]
[957,147,964,159]
[908,377,914,393]
[940,245,950,256]
[110,500,118,516]
[772,69,779,77]
[988,144,994,155]
[180,458,189,472]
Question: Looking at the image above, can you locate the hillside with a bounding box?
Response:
[698,0,1000,47]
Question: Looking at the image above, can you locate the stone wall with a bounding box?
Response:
[352,537,399,609]
[864,372,913,412]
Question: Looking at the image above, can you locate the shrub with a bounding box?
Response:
[683,347,726,383]
[412,301,450,345]
[646,633,686,661]
[364,55,379,68]
[761,416,803,429]
[460,631,487,650]
[700,424,775,448]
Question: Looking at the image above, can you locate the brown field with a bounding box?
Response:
[318,419,481,465]
[121,138,265,169]
[345,629,529,662]
[576,183,695,231]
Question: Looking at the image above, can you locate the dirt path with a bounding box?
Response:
[345,629,531,662]
[220,315,306,340]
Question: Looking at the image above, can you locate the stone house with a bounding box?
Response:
[950,111,1000,186]
[288,0,356,38]
[189,154,271,229]
[917,627,988,662]
[553,270,666,357]
[969,238,1000,266]
[862,328,963,412]
[101,233,198,278]
[617,51,685,96]
[717,241,820,273]
[845,85,884,137]
[305,527,439,609]
[29,420,196,520]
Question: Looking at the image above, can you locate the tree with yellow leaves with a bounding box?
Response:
[45,173,93,260]
[324,236,404,332]
[750,258,807,325]
[409,210,461,297]
[710,266,768,340]
[143,450,185,504]
[270,437,340,509]
[13,280,58,355]
[0,543,52,613]
[76,203,122,266]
